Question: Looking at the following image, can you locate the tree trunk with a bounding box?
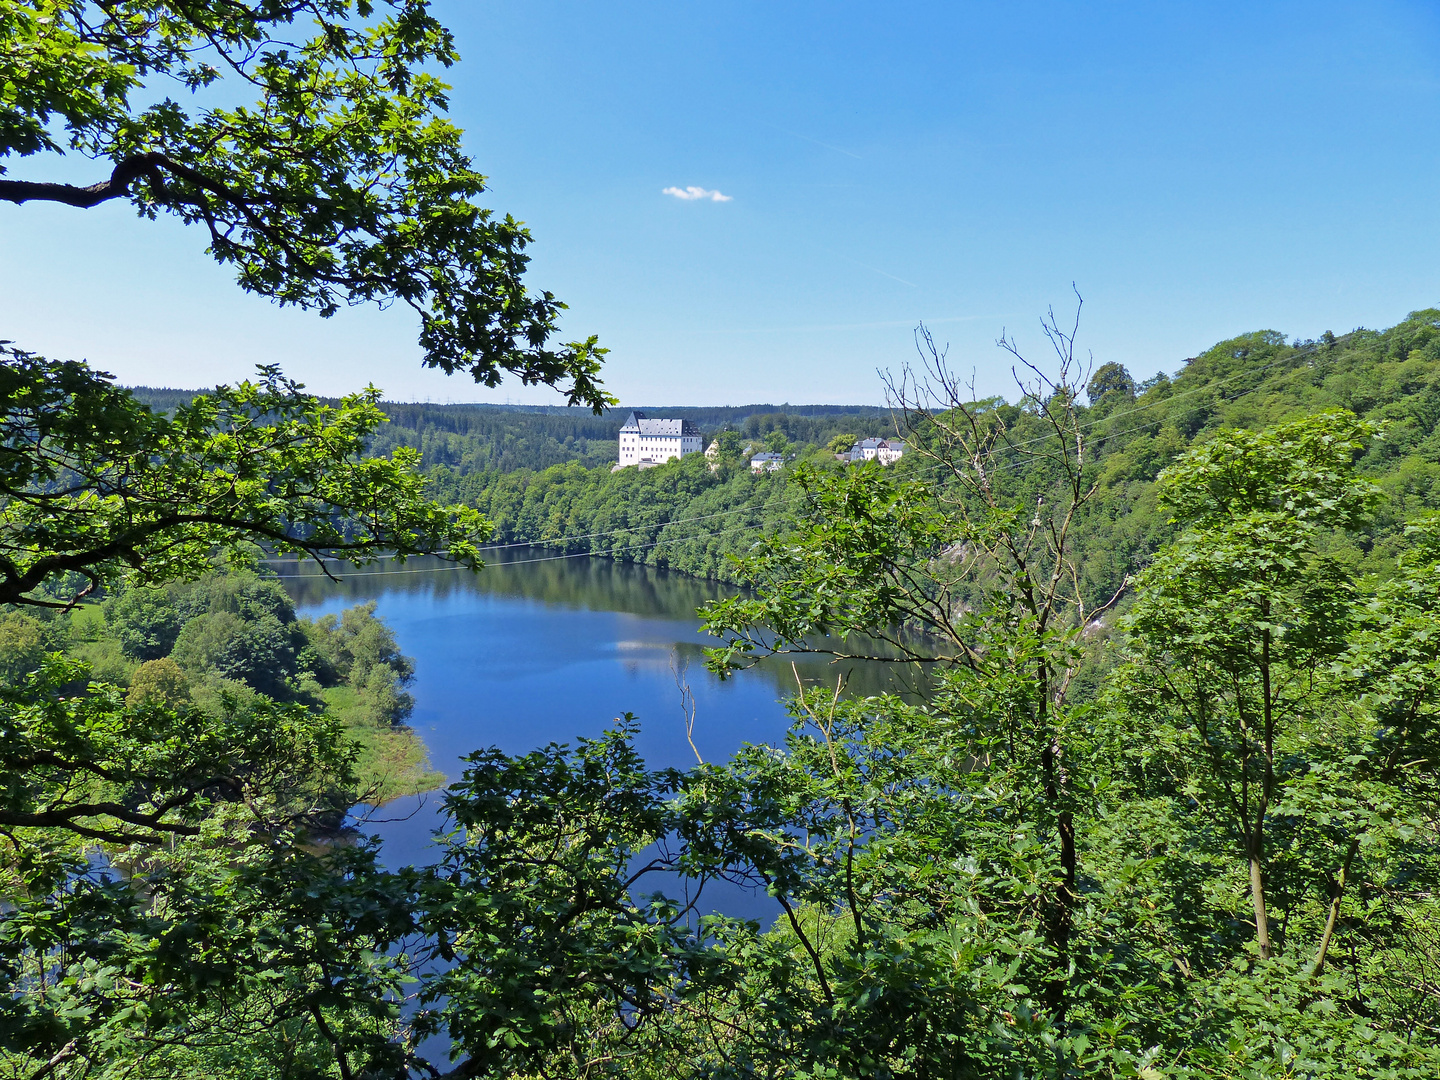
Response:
[1311,839,1359,978]
[1041,733,1077,1020]
[1252,620,1275,961]
[1249,830,1271,960]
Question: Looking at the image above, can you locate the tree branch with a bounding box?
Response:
[0,155,166,208]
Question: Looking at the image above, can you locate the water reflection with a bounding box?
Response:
[275,550,930,704]
[281,549,730,620]
[276,549,928,914]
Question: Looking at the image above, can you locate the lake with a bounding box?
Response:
[277,550,925,882]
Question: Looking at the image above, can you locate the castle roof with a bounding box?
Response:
[620,411,698,437]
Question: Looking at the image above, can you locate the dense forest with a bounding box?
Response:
[370,403,892,474]
[3,559,437,800]
[8,2,1440,1076]
[410,311,1440,592]
[127,391,894,474]
[98,566,437,804]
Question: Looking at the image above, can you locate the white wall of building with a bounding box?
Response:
[618,415,702,466]
[618,430,642,465]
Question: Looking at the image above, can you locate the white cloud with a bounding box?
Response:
[662,185,733,202]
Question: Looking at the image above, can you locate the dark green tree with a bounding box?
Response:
[716,427,748,464]
[0,349,488,608]
[105,586,183,660]
[1085,361,1136,410]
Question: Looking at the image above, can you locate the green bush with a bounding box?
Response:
[171,610,300,700]
[0,611,64,685]
[105,587,182,660]
[126,657,191,709]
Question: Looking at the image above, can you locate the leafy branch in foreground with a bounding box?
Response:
[0,0,612,409]
[0,346,490,607]
[0,655,355,858]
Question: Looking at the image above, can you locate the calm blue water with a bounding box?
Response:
[279,552,921,890]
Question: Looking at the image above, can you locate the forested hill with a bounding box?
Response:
[1034,311,1440,616]
[129,308,1440,586]
[420,307,1440,585]
[363,403,891,472]
[126,389,891,474]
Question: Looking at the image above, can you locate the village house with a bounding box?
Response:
[750,451,784,474]
[705,436,763,472]
[877,439,905,466]
[616,411,703,468]
[844,437,905,465]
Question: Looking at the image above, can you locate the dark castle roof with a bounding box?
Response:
[620,411,698,437]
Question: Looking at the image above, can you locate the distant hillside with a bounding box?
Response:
[364,403,893,473]
[127,307,1440,588]
[123,390,892,474]
[415,307,1440,587]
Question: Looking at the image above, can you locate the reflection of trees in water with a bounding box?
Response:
[667,639,930,703]
[275,551,725,615]
[274,553,931,704]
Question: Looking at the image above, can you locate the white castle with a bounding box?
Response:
[617,411,702,467]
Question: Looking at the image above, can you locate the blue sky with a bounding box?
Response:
[3,0,1440,406]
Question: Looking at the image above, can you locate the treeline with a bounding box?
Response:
[121,386,899,580]
[361,403,893,475]
[126,387,894,474]
[1039,311,1440,606]
[427,453,799,580]
[421,309,1440,593]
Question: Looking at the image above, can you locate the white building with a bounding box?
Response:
[750,451,784,474]
[617,411,702,467]
[846,437,905,465]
